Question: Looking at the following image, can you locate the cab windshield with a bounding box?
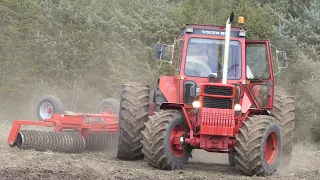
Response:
[184,37,241,79]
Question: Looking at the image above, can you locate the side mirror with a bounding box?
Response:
[277,49,288,69]
[271,44,288,76]
[155,43,165,60]
[281,51,287,67]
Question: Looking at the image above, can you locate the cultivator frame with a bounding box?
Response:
[8,113,118,145]
[8,95,120,153]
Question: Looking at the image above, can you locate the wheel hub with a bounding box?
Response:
[264,132,279,165]
[180,136,186,146]
[99,105,113,122]
[170,124,188,157]
[100,105,113,114]
[39,102,53,120]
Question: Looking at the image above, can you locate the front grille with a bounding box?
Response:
[204,85,233,96]
[200,108,235,136]
[202,96,232,109]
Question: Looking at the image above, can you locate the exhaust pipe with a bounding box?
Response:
[222,12,234,84]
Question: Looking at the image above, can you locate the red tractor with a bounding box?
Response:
[116,13,295,176]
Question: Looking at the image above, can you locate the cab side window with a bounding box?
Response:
[246,43,271,79]
[172,40,184,75]
[246,42,272,108]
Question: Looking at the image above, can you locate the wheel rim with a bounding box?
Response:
[170,123,187,157]
[100,105,113,114]
[264,132,279,164]
[99,105,113,122]
[39,102,53,120]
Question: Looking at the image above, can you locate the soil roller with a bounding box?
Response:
[8,95,119,153]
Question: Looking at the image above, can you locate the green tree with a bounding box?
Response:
[169,0,275,39]
[272,1,320,142]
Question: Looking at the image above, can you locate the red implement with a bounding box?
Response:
[8,113,118,147]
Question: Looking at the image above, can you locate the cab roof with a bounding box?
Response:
[179,24,245,38]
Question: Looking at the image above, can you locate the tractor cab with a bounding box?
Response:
[181,25,243,80]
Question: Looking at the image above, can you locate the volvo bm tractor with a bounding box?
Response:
[116,12,295,176]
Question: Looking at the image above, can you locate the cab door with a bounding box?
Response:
[244,40,274,109]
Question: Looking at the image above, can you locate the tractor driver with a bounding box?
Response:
[185,42,219,77]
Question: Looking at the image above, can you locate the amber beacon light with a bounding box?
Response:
[238,16,244,24]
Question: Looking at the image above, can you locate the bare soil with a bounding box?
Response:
[0,122,319,180]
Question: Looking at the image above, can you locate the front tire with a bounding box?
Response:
[234,115,282,176]
[116,83,150,160]
[141,110,192,170]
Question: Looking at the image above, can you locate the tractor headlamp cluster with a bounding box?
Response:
[185,26,194,33]
[193,86,201,109]
[192,100,200,109]
[234,104,242,111]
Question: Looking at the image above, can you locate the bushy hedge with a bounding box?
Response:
[1,0,320,144]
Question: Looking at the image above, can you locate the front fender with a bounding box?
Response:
[158,76,179,103]
[159,102,193,134]
[160,102,184,110]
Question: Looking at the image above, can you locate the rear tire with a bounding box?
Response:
[36,95,64,121]
[270,89,295,168]
[116,83,150,160]
[234,115,282,176]
[141,110,192,170]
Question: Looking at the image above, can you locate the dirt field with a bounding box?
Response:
[0,122,319,180]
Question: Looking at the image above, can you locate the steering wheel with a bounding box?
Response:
[185,67,204,76]
[185,57,213,77]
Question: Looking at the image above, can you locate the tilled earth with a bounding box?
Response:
[0,122,319,180]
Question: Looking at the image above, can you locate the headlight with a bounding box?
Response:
[192,101,200,108]
[234,104,241,111]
